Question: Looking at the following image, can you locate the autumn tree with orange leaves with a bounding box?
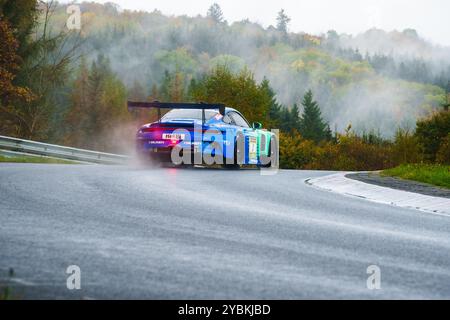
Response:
[0,15,34,134]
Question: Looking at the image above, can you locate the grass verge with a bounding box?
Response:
[382,164,450,189]
[0,269,15,300]
[0,154,79,164]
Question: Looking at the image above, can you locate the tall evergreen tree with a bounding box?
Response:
[260,78,282,128]
[276,9,290,33]
[442,82,450,111]
[289,104,300,131]
[279,108,291,132]
[299,90,330,143]
[207,3,224,23]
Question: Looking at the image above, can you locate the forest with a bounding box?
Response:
[1,1,449,170]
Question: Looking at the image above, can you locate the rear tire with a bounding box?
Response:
[259,134,278,169]
[259,141,272,168]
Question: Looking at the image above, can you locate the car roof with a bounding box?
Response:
[167,106,237,114]
[224,107,238,114]
[158,106,243,121]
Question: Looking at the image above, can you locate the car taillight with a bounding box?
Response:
[142,127,159,133]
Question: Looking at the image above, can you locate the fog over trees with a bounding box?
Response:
[42,2,448,137]
[1,1,449,165]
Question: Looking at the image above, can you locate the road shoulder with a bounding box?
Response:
[346,172,450,199]
[306,172,450,217]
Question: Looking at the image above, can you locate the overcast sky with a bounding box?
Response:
[63,0,450,46]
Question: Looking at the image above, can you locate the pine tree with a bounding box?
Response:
[207,3,224,23]
[299,90,330,143]
[260,78,282,128]
[279,108,291,132]
[276,9,290,33]
[325,124,333,141]
[289,104,300,131]
[442,81,450,111]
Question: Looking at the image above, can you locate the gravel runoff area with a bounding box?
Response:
[346,172,450,199]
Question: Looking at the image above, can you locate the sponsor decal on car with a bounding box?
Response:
[249,136,257,161]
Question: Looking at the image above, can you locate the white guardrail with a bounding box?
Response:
[0,135,130,164]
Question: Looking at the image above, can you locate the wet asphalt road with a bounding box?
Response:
[1,163,450,299]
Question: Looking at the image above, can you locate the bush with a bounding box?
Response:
[436,133,450,164]
[329,134,393,171]
[415,110,450,162]
[279,131,395,171]
[391,128,422,164]
[279,131,318,169]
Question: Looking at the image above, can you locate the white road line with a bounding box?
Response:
[306,172,450,217]
[9,278,36,286]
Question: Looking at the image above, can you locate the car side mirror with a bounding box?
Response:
[252,122,262,129]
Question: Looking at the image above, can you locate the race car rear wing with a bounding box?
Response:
[127,101,226,124]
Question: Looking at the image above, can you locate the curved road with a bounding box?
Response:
[1,163,450,299]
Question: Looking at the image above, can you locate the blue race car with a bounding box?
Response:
[128,101,277,168]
